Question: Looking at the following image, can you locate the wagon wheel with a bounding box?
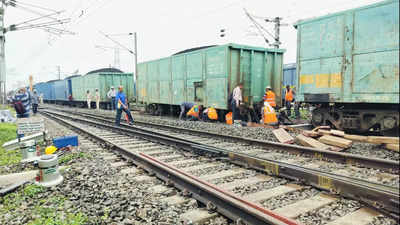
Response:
[148,104,159,116]
[311,108,325,127]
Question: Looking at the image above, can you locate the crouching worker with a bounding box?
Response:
[202,107,218,122]
[179,102,195,120]
[261,101,278,126]
[115,86,134,126]
[186,104,203,121]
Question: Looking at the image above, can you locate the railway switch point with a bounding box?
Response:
[35,154,63,187]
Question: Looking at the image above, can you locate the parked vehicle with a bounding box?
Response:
[294,0,399,135]
[137,43,284,121]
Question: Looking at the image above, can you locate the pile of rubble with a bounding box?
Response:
[273,126,399,153]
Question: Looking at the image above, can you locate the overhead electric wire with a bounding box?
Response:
[15,18,70,30]
[12,3,61,22]
[9,0,58,13]
[12,10,63,26]
[107,33,133,37]
[243,8,270,44]
[99,31,135,55]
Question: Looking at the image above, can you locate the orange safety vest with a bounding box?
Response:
[285,89,293,102]
[207,108,218,120]
[263,103,278,125]
[187,105,200,118]
[225,112,233,125]
[263,90,276,107]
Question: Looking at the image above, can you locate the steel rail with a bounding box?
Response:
[41,110,400,218]
[40,111,298,225]
[53,108,398,173]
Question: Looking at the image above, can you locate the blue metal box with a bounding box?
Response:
[53,136,79,149]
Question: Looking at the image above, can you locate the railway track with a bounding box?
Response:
[40,109,399,224]
[44,108,399,186]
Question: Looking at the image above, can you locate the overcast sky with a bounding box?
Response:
[4,0,382,90]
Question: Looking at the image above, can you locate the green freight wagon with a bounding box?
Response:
[295,0,399,135]
[137,43,284,120]
[70,70,134,109]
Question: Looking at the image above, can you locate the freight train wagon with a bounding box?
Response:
[53,75,81,104]
[137,43,284,121]
[34,80,58,103]
[70,71,134,109]
[34,82,52,102]
[295,0,399,135]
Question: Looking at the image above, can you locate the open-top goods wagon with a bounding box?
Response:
[70,71,134,109]
[295,0,399,135]
[137,43,284,121]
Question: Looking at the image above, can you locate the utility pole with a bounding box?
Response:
[133,32,138,105]
[0,1,72,104]
[95,45,123,69]
[244,8,287,49]
[99,31,138,105]
[57,66,61,80]
[0,2,6,104]
[113,48,120,69]
[265,17,287,48]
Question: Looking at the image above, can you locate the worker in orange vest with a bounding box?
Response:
[261,101,278,125]
[186,105,203,121]
[284,85,295,117]
[202,107,218,122]
[263,86,276,108]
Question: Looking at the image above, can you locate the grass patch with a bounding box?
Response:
[0,122,20,166]
[0,123,17,144]
[59,152,89,164]
[1,184,88,225]
[0,104,15,115]
[28,212,88,225]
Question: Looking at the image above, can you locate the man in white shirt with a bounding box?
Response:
[86,90,91,109]
[231,82,243,126]
[95,89,100,110]
[107,86,116,111]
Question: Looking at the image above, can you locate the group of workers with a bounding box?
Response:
[12,81,297,129]
[87,85,134,126]
[178,83,299,127]
[85,89,101,110]
[179,102,218,122]
[84,86,120,112]
[11,85,134,127]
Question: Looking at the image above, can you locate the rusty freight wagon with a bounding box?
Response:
[137,43,284,121]
[295,0,399,135]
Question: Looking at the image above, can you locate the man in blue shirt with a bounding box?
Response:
[115,85,134,126]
